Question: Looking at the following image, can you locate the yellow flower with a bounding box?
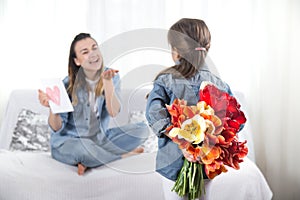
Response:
[169,115,206,144]
[197,101,215,117]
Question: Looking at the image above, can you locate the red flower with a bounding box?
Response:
[199,83,246,133]
[220,139,248,169]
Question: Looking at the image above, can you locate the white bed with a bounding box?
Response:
[0,89,273,200]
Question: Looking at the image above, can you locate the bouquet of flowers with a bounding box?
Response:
[165,81,248,200]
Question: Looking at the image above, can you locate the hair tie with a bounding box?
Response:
[195,47,206,51]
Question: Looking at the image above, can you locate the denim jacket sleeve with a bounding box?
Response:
[146,81,171,137]
[112,72,122,106]
[48,112,68,134]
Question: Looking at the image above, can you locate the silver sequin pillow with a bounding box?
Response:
[9,109,50,152]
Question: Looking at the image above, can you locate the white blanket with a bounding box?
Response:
[0,150,272,200]
[0,150,164,200]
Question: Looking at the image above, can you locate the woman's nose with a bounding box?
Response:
[88,51,98,59]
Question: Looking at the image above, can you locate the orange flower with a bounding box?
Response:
[205,161,228,179]
[199,145,221,165]
[187,145,202,160]
[171,136,191,149]
[166,99,187,128]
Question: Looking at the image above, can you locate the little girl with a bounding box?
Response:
[145,18,232,199]
[39,33,149,175]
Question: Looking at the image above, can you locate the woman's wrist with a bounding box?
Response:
[102,78,113,85]
[48,110,62,131]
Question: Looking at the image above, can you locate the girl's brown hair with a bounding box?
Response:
[156,18,211,79]
[67,33,104,105]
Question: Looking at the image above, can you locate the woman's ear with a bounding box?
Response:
[74,58,81,66]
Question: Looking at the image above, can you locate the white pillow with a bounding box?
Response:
[129,110,158,153]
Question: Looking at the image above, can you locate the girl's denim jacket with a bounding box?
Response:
[145,65,232,181]
[50,71,121,149]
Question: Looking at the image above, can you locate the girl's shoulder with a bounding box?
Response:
[153,73,174,87]
[195,70,231,93]
[155,72,172,81]
[153,66,230,91]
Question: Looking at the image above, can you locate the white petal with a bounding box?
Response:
[169,128,180,137]
[181,118,193,129]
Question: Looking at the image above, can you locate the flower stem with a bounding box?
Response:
[172,159,205,200]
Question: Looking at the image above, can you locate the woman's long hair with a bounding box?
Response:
[67,33,104,105]
[156,18,211,79]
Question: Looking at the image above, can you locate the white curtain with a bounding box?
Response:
[1,0,300,199]
[249,0,300,199]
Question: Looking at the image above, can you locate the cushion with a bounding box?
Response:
[129,110,158,153]
[9,109,50,152]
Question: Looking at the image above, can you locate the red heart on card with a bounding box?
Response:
[46,86,60,106]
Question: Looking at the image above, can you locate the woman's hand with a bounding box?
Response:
[38,89,50,107]
[102,69,119,80]
[38,89,63,131]
[102,69,120,117]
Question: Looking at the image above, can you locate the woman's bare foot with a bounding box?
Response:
[121,147,144,159]
[78,163,87,175]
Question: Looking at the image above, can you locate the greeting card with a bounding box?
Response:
[41,78,74,114]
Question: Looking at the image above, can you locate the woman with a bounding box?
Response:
[39,33,149,175]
